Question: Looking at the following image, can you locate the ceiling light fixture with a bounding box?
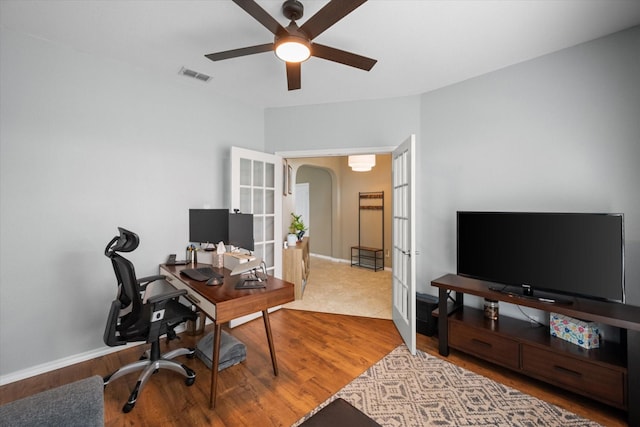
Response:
[274,34,311,63]
[348,154,376,172]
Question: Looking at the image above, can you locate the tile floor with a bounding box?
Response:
[284,255,392,319]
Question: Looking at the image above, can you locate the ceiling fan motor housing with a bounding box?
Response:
[282,0,304,21]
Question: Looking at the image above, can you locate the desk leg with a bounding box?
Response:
[262,310,278,376]
[209,323,222,409]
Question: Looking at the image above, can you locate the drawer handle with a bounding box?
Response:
[471,338,492,348]
[553,365,582,378]
[185,294,200,305]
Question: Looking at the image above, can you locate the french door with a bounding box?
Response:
[229,147,284,327]
[230,146,283,278]
[392,135,416,355]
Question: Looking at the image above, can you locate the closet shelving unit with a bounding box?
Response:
[351,191,384,271]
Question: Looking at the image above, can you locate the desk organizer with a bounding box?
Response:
[550,312,600,349]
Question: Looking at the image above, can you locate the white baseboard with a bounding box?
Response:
[0,324,190,386]
[309,253,349,263]
[0,341,142,386]
[0,307,281,386]
[310,252,391,271]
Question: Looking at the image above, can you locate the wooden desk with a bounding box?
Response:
[159,263,294,408]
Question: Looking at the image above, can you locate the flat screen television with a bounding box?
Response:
[228,213,254,251]
[189,209,229,245]
[457,211,625,303]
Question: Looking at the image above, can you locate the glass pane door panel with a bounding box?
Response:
[265,216,274,241]
[264,243,274,269]
[240,188,251,213]
[253,189,264,214]
[254,243,264,261]
[240,158,252,186]
[254,216,264,242]
[265,163,275,188]
[253,161,264,186]
[265,189,274,214]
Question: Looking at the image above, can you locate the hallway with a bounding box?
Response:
[284,255,392,319]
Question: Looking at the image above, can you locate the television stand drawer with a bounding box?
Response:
[521,344,625,408]
[449,319,519,370]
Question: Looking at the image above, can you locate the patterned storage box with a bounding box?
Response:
[550,312,600,349]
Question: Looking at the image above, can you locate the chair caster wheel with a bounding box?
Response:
[185,377,195,386]
[123,402,135,413]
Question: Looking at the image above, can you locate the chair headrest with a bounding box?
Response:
[105,227,140,255]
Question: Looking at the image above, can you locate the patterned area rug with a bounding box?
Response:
[293,345,601,427]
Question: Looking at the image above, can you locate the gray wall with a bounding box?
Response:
[419,25,640,309]
[265,95,422,153]
[0,28,264,378]
[267,26,640,318]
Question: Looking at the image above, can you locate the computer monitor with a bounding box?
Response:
[228,213,254,251]
[189,209,229,245]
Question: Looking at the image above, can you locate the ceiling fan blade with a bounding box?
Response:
[232,0,287,36]
[205,43,274,61]
[300,0,367,40]
[311,43,377,71]
[286,62,301,91]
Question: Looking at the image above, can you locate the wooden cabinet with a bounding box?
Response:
[449,311,520,370]
[283,237,309,300]
[432,274,640,423]
[521,343,626,408]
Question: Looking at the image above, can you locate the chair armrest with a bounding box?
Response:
[137,274,166,285]
[138,274,166,297]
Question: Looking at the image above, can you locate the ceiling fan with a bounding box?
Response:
[205,0,377,91]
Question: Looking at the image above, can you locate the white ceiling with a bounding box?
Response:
[2,1,640,109]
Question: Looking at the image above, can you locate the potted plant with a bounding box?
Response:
[289,213,307,242]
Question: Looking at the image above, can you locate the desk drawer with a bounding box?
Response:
[449,320,519,370]
[521,344,625,408]
[160,267,216,320]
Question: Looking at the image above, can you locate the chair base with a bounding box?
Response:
[104,344,196,413]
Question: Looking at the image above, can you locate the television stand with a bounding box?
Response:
[432,274,640,426]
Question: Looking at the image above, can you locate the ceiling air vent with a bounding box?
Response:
[179,67,211,82]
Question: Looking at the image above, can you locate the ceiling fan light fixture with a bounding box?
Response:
[348,154,376,172]
[275,36,311,63]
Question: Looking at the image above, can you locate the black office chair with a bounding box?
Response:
[103,227,197,413]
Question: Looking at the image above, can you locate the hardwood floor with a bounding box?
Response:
[0,309,627,426]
